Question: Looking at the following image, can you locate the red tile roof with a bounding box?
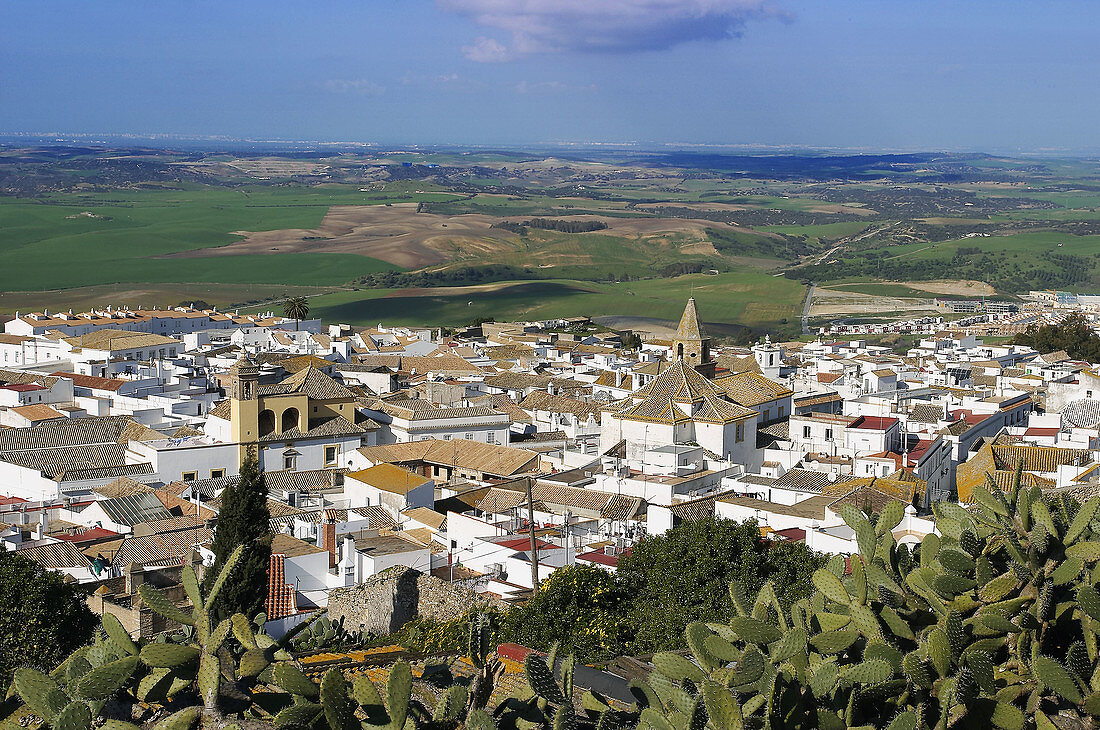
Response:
[50,372,128,392]
[53,527,120,543]
[771,527,806,542]
[495,537,557,551]
[1025,427,1059,437]
[850,416,899,431]
[1,384,45,392]
[576,547,631,567]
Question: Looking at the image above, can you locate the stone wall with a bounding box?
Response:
[328,567,507,636]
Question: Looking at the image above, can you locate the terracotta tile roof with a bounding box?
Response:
[259,367,358,400]
[0,369,62,389]
[714,372,792,408]
[18,541,90,570]
[61,329,180,351]
[258,415,364,442]
[518,391,602,421]
[401,506,447,531]
[50,372,128,392]
[95,476,152,498]
[10,404,66,422]
[0,415,136,451]
[110,525,213,567]
[270,532,327,558]
[909,404,945,424]
[487,394,533,424]
[357,439,540,478]
[477,481,645,521]
[668,494,718,521]
[716,493,837,519]
[0,441,134,480]
[346,463,429,496]
[713,354,762,375]
[266,553,297,620]
[208,400,231,420]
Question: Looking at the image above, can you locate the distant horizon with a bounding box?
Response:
[2,132,1099,159]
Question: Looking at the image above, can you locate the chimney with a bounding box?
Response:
[322,515,337,569]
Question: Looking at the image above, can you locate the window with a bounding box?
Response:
[465,433,473,440]
[182,471,198,482]
[283,454,297,470]
[825,428,834,440]
[487,432,496,444]
[324,446,338,466]
[803,425,811,439]
[778,406,784,418]
[736,424,744,443]
[211,468,226,479]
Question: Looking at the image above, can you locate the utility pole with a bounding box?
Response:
[526,476,539,590]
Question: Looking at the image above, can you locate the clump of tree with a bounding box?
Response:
[202,453,271,621]
[658,262,713,278]
[524,218,608,233]
[0,550,97,693]
[618,517,825,652]
[489,221,528,236]
[499,518,825,662]
[355,265,535,290]
[1014,311,1100,361]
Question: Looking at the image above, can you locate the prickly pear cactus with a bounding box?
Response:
[8,543,294,730]
[632,466,1100,729]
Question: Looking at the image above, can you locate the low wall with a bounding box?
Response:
[327,567,506,636]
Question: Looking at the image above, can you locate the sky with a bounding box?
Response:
[2,0,1099,152]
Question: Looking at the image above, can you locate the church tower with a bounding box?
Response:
[227,355,260,465]
[673,297,715,378]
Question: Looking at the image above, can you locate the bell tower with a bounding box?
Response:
[227,355,260,466]
[673,297,714,378]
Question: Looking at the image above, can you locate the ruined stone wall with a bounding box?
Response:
[328,567,507,636]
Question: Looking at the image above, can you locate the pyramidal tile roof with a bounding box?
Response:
[634,360,724,404]
[676,298,707,341]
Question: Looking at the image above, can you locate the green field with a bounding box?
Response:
[0,185,467,290]
[301,271,805,333]
[8,146,1100,332]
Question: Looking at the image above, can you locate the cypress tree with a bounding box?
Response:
[203,452,271,620]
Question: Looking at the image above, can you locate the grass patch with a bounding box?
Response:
[304,272,805,331]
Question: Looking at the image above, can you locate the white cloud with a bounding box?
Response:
[322,79,386,95]
[441,0,790,62]
[515,80,597,94]
[462,36,511,63]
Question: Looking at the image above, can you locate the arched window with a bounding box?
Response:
[677,343,684,358]
[281,407,300,433]
[258,409,276,437]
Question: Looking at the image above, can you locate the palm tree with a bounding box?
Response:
[283,296,310,331]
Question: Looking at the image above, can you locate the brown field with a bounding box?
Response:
[808,288,939,318]
[895,279,997,297]
[159,204,757,270]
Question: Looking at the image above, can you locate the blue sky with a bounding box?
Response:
[2,0,1098,151]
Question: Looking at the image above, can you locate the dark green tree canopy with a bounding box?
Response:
[1013,312,1100,362]
[500,564,633,661]
[203,453,272,620]
[0,549,97,692]
[617,517,826,651]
